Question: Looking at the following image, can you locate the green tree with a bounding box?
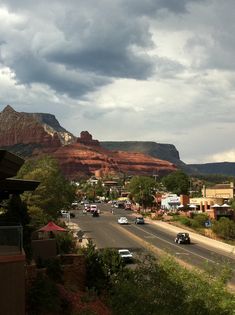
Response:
[16,155,76,218]
[212,217,235,240]
[109,255,235,315]
[128,176,156,208]
[162,170,190,195]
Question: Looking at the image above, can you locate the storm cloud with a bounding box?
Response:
[0,0,235,163]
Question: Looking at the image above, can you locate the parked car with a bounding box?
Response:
[175,232,191,244]
[118,217,129,225]
[118,249,133,262]
[135,217,145,224]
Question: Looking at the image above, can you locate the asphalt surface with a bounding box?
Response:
[71,203,235,286]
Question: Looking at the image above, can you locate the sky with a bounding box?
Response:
[0,0,234,164]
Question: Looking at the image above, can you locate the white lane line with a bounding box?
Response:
[132,224,217,264]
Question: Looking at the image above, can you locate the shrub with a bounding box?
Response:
[212,217,235,240]
[45,257,63,283]
[179,216,192,227]
[55,232,77,254]
[28,273,61,315]
[192,213,209,228]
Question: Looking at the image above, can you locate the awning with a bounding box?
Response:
[38,221,66,232]
[211,204,221,208]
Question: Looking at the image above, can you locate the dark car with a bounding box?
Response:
[92,211,99,217]
[175,232,191,244]
[135,217,145,224]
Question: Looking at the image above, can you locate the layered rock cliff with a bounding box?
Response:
[37,134,177,179]
[0,105,177,179]
[0,105,75,150]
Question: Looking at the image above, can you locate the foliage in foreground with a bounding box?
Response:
[83,243,235,315]
[108,255,235,315]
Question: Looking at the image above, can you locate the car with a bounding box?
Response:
[71,201,79,206]
[90,204,98,213]
[92,211,99,217]
[84,204,90,212]
[175,232,191,244]
[118,249,133,262]
[60,209,68,215]
[135,217,145,224]
[118,217,129,225]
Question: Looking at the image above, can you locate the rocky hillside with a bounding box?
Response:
[0,105,75,151]
[35,131,177,179]
[101,141,189,170]
[0,106,177,179]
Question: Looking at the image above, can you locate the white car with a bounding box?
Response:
[90,204,98,213]
[118,249,133,262]
[118,217,129,224]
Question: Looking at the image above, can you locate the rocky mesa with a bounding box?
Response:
[0,105,177,179]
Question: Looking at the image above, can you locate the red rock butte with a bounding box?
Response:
[0,105,177,179]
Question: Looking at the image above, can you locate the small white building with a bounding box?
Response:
[161,194,180,210]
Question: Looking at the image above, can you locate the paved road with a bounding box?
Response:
[71,203,235,285]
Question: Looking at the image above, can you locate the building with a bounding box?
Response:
[161,194,180,210]
[0,150,39,315]
[202,182,234,200]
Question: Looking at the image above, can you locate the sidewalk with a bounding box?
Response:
[65,221,89,247]
[148,219,235,256]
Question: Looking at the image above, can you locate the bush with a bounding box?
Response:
[45,257,63,283]
[55,232,77,254]
[192,213,209,228]
[179,216,192,227]
[28,274,61,315]
[212,217,235,240]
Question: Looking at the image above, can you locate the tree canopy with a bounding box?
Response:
[128,176,157,208]
[162,170,190,195]
[16,155,76,219]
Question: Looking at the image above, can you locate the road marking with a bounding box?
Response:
[131,224,217,264]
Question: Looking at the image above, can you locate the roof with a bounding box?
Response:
[0,178,40,194]
[38,221,66,232]
[210,184,233,189]
[0,150,24,180]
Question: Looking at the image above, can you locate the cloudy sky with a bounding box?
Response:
[0,0,234,164]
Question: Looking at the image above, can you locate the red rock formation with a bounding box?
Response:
[0,105,177,179]
[39,140,177,179]
[77,131,99,146]
[0,105,62,148]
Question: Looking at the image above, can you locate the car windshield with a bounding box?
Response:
[120,250,130,255]
[178,233,189,237]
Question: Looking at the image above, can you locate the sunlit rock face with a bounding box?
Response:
[0,105,75,148]
[0,105,177,179]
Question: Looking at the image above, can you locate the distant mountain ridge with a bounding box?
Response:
[189,162,235,177]
[1,105,234,177]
